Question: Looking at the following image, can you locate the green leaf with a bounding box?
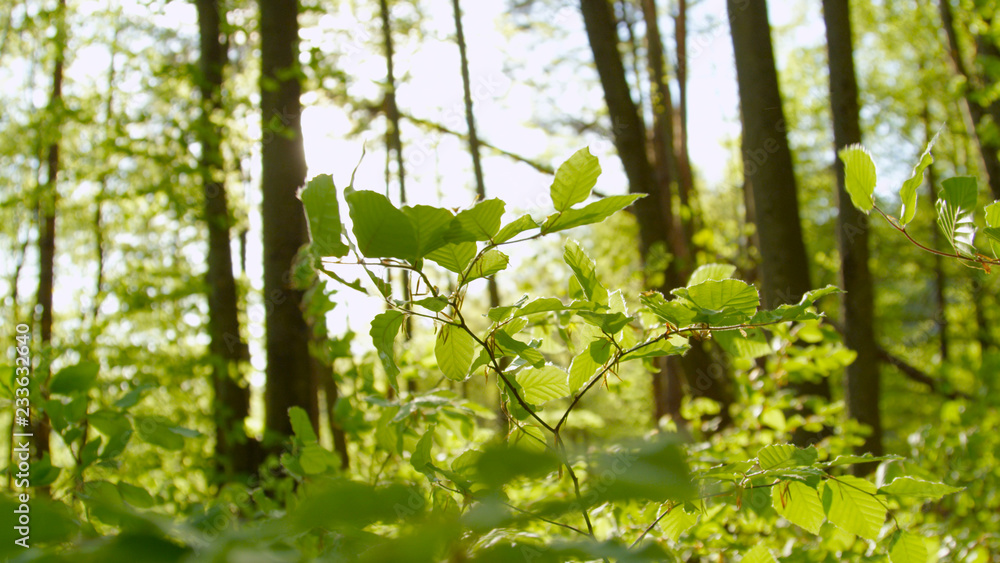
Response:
[838,144,877,213]
[620,338,690,361]
[135,416,184,451]
[446,198,505,242]
[515,365,570,404]
[289,406,318,443]
[426,242,476,273]
[464,249,509,284]
[49,362,100,395]
[346,190,418,260]
[300,174,349,257]
[641,292,697,327]
[687,263,736,285]
[493,330,545,367]
[414,296,450,312]
[673,279,759,324]
[658,506,698,542]
[821,475,886,540]
[899,140,935,227]
[889,531,928,563]
[741,544,777,563]
[541,194,644,233]
[402,205,455,258]
[715,329,771,359]
[824,453,903,467]
[117,482,155,509]
[411,427,435,475]
[984,201,1000,257]
[550,147,601,211]
[371,310,406,389]
[757,444,818,470]
[576,311,631,333]
[749,285,841,324]
[564,240,608,305]
[494,214,539,243]
[300,443,338,474]
[435,325,476,382]
[568,340,609,392]
[773,480,825,534]
[878,476,963,500]
[936,176,979,257]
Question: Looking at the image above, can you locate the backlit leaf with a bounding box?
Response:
[838,144,877,213]
[446,198,505,242]
[402,205,455,258]
[300,174,349,257]
[550,147,601,211]
[822,475,886,540]
[435,325,476,382]
[464,249,509,284]
[426,242,476,273]
[773,480,825,534]
[899,139,935,227]
[346,189,418,260]
[564,240,608,305]
[516,365,570,404]
[371,310,406,389]
[889,531,928,563]
[936,176,978,257]
[541,194,644,233]
[878,476,963,500]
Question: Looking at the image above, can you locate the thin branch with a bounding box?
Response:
[872,203,999,269]
[875,346,970,400]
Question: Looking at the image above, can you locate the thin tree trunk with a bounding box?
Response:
[728,0,827,445]
[674,0,696,228]
[582,0,732,429]
[938,0,1000,199]
[260,0,318,439]
[197,0,258,476]
[923,106,948,361]
[823,0,882,469]
[33,0,68,487]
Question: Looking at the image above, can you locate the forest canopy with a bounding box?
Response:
[2,0,999,561]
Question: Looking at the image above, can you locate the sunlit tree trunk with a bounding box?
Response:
[197,0,259,476]
[674,0,697,233]
[728,0,828,445]
[938,0,1000,199]
[260,0,318,440]
[823,0,882,469]
[581,0,732,430]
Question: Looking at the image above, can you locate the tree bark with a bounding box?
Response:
[197,0,258,476]
[581,0,732,429]
[260,0,318,440]
[674,0,697,229]
[822,0,882,469]
[728,0,828,445]
[33,0,68,486]
[938,0,1000,199]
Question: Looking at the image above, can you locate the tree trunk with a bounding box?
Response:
[33,0,68,487]
[822,0,882,469]
[938,0,1000,199]
[674,0,697,231]
[728,0,827,445]
[260,0,318,440]
[581,0,732,429]
[197,0,258,476]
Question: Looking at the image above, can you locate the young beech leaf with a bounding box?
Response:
[740,544,777,563]
[426,242,476,274]
[464,249,509,284]
[687,263,737,285]
[515,365,570,405]
[821,475,886,541]
[370,310,406,389]
[672,279,759,324]
[878,476,963,500]
[936,176,978,257]
[289,406,318,443]
[401,205,454,259]
[445,198,505,242]
[772,480,825,534]
[300,174,349,257]
[838,144,877,214]
[889,531,928,563]
[541,194,644,233]
[899,139,935,227]
[658,506,698,542]
[984,201,1000,257]
[564,240,609,305]
[345,190,418,261]
[494,214,538,243]
[435,325,475,382]
[550,147,601,211]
